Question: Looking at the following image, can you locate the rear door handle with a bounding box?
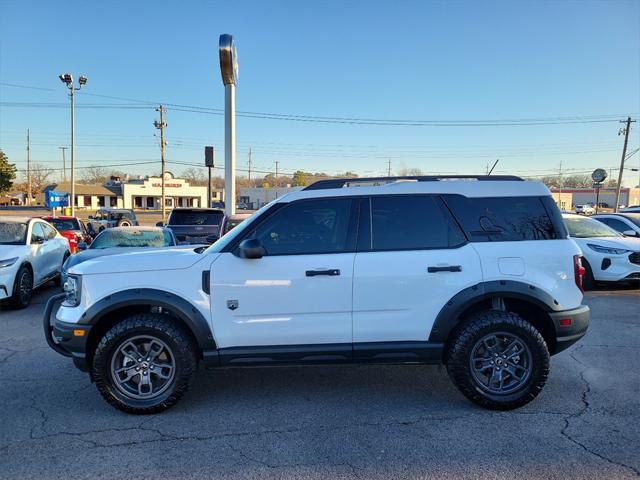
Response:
[306,269,341,277]
[427,265,462,273]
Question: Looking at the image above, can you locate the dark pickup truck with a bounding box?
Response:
[160,208,224,244]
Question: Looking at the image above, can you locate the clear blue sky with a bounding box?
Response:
[1,0,639,185]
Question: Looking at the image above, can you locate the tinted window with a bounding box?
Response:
[249,198,355,255]
[31,222,44,243]
[601,218,632,233]
[369,196,465,250]
[444,195,559,242]
[168,210,224,226]
[41,223,57,240]
[49,218,80,231]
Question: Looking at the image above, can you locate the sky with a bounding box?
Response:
[1,0,639,185]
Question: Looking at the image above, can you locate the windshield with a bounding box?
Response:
[564,216,621,238]
[168,210,223,226]
[48,218,80,231]
[0,223,27,245]
[90,229,174,249]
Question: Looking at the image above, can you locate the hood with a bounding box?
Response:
[0,244,29,260]
[573,236,640,251]
[68,246,209,276]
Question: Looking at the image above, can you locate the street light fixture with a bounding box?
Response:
[58,72,87,216]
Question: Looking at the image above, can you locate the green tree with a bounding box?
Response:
[0,149,17,195]
[292,170,308,186]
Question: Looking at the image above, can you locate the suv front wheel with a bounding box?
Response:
[92,314,198,414]
[446,310,550,410]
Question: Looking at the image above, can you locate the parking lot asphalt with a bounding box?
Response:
[1,286,638,479]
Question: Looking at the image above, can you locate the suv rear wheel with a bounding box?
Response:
[446,310,550,410]
[92,314,198,414]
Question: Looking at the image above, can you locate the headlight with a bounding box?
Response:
[63,274,82,307]
[0,257,19,268]
[587,243,630,255]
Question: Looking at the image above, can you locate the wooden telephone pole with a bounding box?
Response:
[154,106,167,222]
[614,116,635,212]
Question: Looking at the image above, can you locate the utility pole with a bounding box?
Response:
[247,147,252,183]
[59,147,68,184]
[154,105,167,222]
[558,160,563,211]
[275,160,279,198]
[387,159,392,177]
[614,116,635,212]
[26,130,31,206]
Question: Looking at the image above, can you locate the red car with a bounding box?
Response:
[40,216,92,253]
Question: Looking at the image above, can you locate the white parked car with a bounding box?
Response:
[592,213,640,238]
[563,213,640,289]
[0,217,70,308]
[575,204,596,215]
[46,176,590,414]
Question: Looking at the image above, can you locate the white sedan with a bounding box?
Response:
[563,213,640,289]
[0,217,70,308]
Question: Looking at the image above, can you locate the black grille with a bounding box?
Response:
[629,252,640,265]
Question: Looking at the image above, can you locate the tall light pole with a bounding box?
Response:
[154,106,167,222]
[219,34,238,216]
[58,73,87,216]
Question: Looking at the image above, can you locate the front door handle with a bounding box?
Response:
[306,269,341,277]
[427,265,462,273]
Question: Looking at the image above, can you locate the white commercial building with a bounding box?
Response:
[239,186,304,209]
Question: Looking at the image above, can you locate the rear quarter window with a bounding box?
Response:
[443,195,562,242]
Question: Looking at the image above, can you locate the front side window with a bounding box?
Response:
[31,223,44,243]
[444,195,560,242]
[369,195,465,251]
[248,198,355,255]
[41,223,57,240]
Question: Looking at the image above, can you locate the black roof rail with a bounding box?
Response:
[303,175,524,191]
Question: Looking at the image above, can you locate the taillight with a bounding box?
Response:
[574,255,586,293]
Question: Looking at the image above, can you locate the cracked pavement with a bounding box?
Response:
[1,285,638,479]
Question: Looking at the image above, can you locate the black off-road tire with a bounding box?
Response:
[92,314,198,414]
[446,310,550,410]
[581,260,595,291]
[10,265,33,309]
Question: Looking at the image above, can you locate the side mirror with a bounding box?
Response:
[32,236,45,245]
[205,234,219,244]
[156,221,164,227]
[622,230,639,237]
[238,238,265,259]
[77,242,88,251]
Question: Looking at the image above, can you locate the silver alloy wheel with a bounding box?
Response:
[469,331,533,395]
[19,270,32,303]
[110,335,176,400]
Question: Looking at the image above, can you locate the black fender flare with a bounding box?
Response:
[428,280,561,343]
[79,288,217,353]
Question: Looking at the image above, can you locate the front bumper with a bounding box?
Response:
[43,293,91,371]
[0,267,18,301]
[550,304,590,353]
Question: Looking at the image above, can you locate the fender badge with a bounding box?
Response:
[227,300,239,311]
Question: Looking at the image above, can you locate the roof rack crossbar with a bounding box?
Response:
[303,175,524,191]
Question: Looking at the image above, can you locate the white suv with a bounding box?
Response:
[45,176,590,414]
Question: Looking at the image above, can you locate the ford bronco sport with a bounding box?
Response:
[44,175,590,414]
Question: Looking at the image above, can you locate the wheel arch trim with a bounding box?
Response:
[428,280,560,344]
[79,288,217,353]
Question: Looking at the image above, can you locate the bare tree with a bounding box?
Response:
[81,165,108,184]
[22,163,54,194]
[396,167,424,176]
[181,167,207,186]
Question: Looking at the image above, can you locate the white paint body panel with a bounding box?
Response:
[571,237,640,282]
[209,252,354,348]
[352,245,482,342]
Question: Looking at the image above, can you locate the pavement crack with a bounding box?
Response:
[560,346,640,476]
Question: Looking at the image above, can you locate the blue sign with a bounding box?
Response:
[45,190,69,209]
